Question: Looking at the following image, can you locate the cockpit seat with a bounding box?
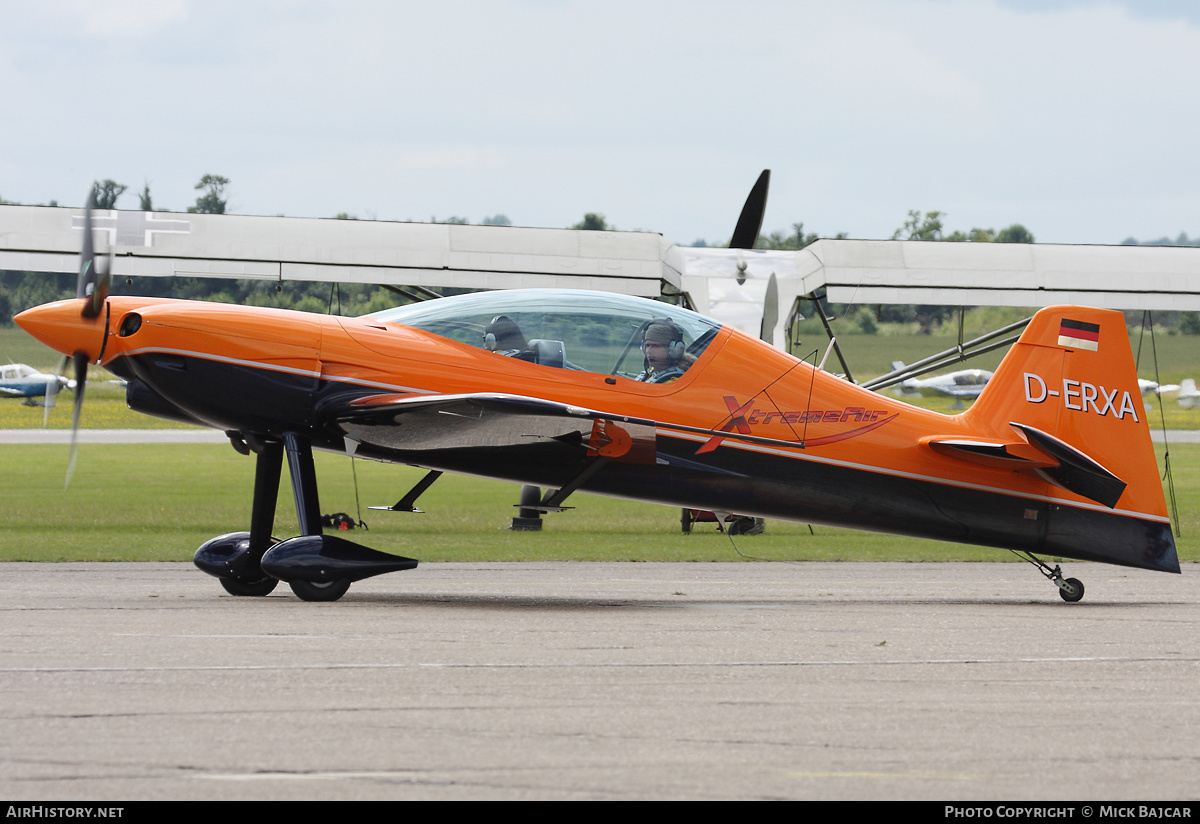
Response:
[528,339,566,369]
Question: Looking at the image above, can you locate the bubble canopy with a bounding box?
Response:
[368,289,723,378]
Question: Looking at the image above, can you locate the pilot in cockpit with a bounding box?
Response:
[636,319,694,384]
[483,315,535,362]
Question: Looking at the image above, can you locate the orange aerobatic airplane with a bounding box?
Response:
[16,206,1178,602]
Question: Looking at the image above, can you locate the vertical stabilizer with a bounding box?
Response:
[965,306,1165,519]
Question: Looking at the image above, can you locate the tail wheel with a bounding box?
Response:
[289,578,352,602]
[1011,551,1086,604]
[1058,578,1085,603]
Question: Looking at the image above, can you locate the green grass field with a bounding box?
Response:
[1,442,1196,564]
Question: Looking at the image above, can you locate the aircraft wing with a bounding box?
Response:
[335,393,629,455]
[796,239,1200,311]
[0,205,681,297]
[681,240,1200,354]
[0,386,26,397]
[332,391,834,458]
[8,205,1200,337]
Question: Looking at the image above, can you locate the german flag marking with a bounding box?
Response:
[1058,318,1100,351]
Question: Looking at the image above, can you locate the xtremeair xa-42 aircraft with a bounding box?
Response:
[16,205,1178,602]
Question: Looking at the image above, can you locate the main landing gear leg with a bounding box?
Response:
[258,432,417,602]
[277,433,349,602]
[1011,550,1085,603]
[193,438,283,596]
[196,433,417,602]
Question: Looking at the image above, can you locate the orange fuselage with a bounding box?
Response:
[16,293,1177,573]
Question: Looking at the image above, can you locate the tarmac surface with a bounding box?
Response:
[1,560,1197,801]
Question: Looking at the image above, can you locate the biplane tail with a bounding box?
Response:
[951,305,1177,572]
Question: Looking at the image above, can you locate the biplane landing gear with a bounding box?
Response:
[1012,550,1085,603]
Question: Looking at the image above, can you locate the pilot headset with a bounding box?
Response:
[484,315,518,352]
[642,319,686,362]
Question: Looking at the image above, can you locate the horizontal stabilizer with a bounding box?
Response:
[1010,422,1127,508]
[922,437,1055,470]
[925,422,1127,508]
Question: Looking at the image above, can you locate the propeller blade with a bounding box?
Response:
[77,194,95,301]
[729,169,770,250]
[759,272,779,346]
[65,351,88,490]
[43,376,59,428]
[53,355,75,392]
[78,193,109,319]
[95,249,112,317]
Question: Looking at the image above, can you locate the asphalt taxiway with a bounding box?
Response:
[0,561,1196,800]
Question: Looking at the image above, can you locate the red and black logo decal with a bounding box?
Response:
[697,395,898,454]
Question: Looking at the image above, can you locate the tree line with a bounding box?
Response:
[3,175,230,215]
[89,175,231,214]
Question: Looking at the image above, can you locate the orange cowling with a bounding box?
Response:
[15,298,109,363]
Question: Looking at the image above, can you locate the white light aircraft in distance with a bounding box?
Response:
[890,361,992,401]
[0,362,72,406]
[1137,379,1180,396]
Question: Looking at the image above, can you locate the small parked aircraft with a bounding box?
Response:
[889,360,992,401]
[1138,378,1180,396]
[13,202,1179,603]
[0,362,72,405]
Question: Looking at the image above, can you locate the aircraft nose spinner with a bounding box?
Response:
[14,299,109,364]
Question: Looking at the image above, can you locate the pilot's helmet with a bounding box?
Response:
[642,319,685,362]
[484,315,528,352]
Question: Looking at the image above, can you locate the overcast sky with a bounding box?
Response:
[2,0,1198,246]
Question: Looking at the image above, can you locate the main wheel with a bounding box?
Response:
[1058,577,1085,603]
[289,578,352,602]
[219,576,279,597]
[197,532,281,597]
